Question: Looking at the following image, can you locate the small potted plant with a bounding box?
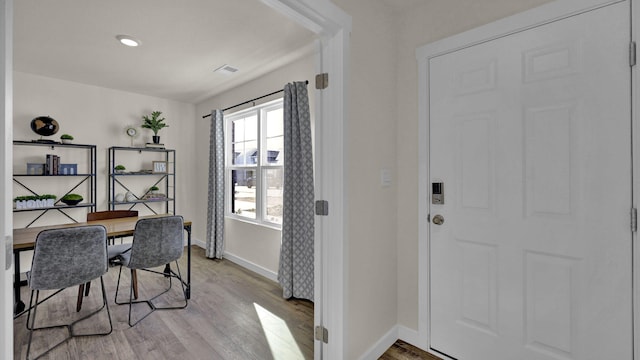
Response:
[114,164,126,174]
[60,134,74,144]
[149,186,159,194]
[61,193,83,206]
[141,111,168,144]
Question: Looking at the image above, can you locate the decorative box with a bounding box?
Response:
[59,164,78,175]
[26,163,45,175]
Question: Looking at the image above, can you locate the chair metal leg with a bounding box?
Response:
[26,277,112,360]
[76,284,84,312]
[114,265,126,303]
[114,266,138,303]
[114,260,188,327]
[25,290,40,360]
[75,281,92,312]
[132,270,138,299]
[26,288,64,330]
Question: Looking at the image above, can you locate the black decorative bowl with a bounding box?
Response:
[61,198,82,206]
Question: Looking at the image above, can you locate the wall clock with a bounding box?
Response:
[125,125,139,147]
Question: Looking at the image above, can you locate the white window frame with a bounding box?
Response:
[225,98,284,229]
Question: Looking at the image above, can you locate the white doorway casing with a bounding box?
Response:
[0,0,12,359]
[417,0,638,359]
[259,2,351,358]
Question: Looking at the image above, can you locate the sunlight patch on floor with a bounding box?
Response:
[254,302,305,360]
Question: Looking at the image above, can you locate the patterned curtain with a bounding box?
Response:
[278,82,314,300]
[206,109,225,259]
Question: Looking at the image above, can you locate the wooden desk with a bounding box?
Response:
[13,215,192,315]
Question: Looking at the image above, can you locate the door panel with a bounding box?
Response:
[429,3,632,360]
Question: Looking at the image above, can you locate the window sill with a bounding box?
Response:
[225,215,282,231]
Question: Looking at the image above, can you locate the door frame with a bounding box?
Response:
[416,0,635,357]
[0,1,351,359]
[261,2,351,358]
[0,1,13,359]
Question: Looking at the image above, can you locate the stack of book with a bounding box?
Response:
[45,154,60,175]
[143,193,167,200]
[145,143,165,149]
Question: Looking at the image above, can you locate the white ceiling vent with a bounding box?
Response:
[214,64,239,75]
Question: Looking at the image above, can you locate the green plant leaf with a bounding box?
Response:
[61,193,83,201]
[141,111,169,135]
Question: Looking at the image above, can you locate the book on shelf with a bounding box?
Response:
[45,154,51,174]
[53,155,59,174]
[145,143,165,149]
[45,154,60,175]
[143,193,167,200]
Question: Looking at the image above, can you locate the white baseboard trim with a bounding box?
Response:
[358,326,399,360]
[358,325,433,360]
[223,251,279,283]
[187,239,277,282]
[398,325,428,352]
[190,238,206,249]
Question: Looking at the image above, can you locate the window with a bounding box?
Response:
[226,99,284,227]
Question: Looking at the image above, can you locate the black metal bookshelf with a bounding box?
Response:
[13,140,97,227]
[108,146,175,215]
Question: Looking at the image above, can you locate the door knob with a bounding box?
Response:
[432,214,444,225]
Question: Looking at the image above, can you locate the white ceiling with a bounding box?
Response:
[13,0,317,104]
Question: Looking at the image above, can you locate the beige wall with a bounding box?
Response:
[224,219,282,276]
[333,0,553,357]
[194,54,315,275]
[13,71,197,228]
[393,0,553,332]
[10,1,561,356]
[331,0,399,357]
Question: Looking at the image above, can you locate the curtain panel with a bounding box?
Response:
[206,109,225,259]
[278,82,315,300]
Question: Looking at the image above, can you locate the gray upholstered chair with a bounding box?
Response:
[114,216,187,326]
[26,225,112,360]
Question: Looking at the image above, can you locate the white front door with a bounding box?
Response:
[429,2,632,359]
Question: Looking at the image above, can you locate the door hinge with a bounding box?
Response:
[315,325,329,343]
[315,73,329,90]
[5,235,12,270]
[315,200,329,216]
[632,208,637,232]
[630,42,637,67]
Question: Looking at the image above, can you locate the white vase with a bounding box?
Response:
[125,191,136,202]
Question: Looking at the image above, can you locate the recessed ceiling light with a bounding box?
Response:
[116,35,141,47]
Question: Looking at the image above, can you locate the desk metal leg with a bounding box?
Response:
[185,225,191,299]
[14,250,25,315]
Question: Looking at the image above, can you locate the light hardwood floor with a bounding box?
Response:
[14,246,438,360]
[381,341,443,360]
[14,246,313,359]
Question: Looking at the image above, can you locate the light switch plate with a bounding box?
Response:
[380,168,391,187]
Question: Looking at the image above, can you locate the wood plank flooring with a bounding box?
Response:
[14,246,440,359]
[381,340,443,360]
[14,246,313,360]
